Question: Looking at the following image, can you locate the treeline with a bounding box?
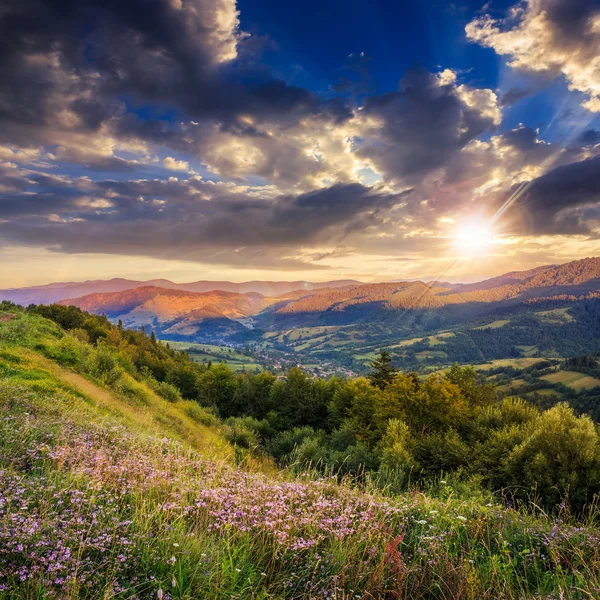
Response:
[212,356,600,512]
[4,300,600,512]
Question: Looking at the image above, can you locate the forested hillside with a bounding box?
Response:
[14,257,598,375]
[4,302,600,597]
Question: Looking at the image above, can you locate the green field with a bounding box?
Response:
[541,370,600,390]
[165,341,263,371]
[496,378,527,392]
[517,344,538,357]
[474,319,510,330]
[475,357,553,370]
[388,331,455,349]
[534,308,575,323]
[416,350,448,360]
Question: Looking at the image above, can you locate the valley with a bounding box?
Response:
[4,257,600,376]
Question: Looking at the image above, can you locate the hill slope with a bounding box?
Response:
[3,307,600,598]
[275,257,600,317]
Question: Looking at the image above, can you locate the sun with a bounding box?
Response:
[453,221,493,255]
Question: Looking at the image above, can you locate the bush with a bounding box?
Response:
[46,334,84,366]
[223,418,260,449]
[155,381,182,402]
[184,402,220,427]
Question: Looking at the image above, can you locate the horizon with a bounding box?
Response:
[1,0,600,287]
[4,255,599,292]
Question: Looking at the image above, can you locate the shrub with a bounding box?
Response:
[184,402,220,427]
[155,380,182,402]
[223,418,260,449]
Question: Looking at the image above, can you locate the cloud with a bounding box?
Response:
[513,154,600,234]
[0,0,599,280]
[467,0,600,111]
[499,87,532,106]
[354,69,501,184]
[0,0,344,163]
[163,157,193,172]
[0,175,409,268]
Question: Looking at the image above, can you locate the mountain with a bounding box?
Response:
[273,257,600,318]
[0,278,360,306]
[9,257,600,370]
[57,286,279,335]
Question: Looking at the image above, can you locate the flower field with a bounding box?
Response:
[2,375,600,600]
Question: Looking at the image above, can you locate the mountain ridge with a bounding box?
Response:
[0,278,361,306]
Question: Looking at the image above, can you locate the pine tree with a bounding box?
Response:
[117,319,123,330]
[368,350,398,390]
[150,331,157,345]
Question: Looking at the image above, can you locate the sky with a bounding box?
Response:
[1,0,600,287]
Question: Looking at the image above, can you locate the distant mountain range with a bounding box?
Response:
[0,278,360,306]
[3,258,600,372]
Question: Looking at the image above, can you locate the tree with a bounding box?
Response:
[368,350,397,389]
[150,331,157,345]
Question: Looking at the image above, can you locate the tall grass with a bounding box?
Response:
[3,310,600,598]
[2,374,600,599]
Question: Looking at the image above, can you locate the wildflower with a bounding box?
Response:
[167,556,177,565]
[172,577,177,588]
[416,519,427,525]
[456,515,467,522]
[157,590,163,600]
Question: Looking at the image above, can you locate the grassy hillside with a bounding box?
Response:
[4,308,600,598]
[166,341,263,372]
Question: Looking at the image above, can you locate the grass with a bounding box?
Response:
[0,345,233,462]
[416,350,448,360]
[496,378,527,392]
[541,370,600,390]
[4,311,600,598]
[534,308,575,323]
[473,319,510,330]
[528,388,564,398]
[166,341,263,372]
[517,345,538,357]
[474,358,552,370]
[388,332,455,350]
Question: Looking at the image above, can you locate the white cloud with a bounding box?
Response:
[163,156,193,172]
[467,0,600,111]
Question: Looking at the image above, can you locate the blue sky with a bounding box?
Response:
[0,0,599,286]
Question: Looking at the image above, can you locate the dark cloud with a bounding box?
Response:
[499,87,532,107]
[514,154,600,234]
[579,130,600,146]
[0,0,349,153]
[0,177,408,266]
[356,69,500,183]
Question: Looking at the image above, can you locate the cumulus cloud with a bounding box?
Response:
[354,69,501,185]
[512,154,600,234]
[163,157,193,172]
[0,173,409,268]
[0,0,599,277]
[467,0,600,111]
